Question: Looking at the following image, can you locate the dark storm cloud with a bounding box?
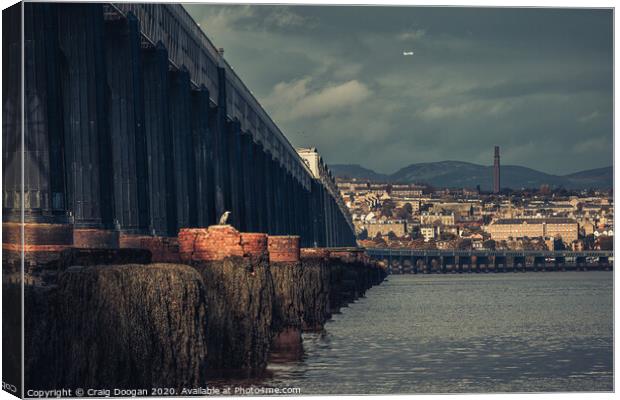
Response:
[465,74,610,100]
[184,4,613,175]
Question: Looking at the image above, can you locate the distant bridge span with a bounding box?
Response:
[366,248,614,258]
[365,248,614,274]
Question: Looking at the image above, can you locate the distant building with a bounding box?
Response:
[393,200,420,213]
[594,228,614,238]
[484,218,578,243]
[297,147,355,233]
[493,146,501,193]
[420,212,455,226]
[362,221,408,238]
[420,225,440,241]
[389,184,424,197]
[580,219,596,236]
[572,240,585,251]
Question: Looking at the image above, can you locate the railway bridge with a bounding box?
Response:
[366,248,614,274]
[3,3,356,258]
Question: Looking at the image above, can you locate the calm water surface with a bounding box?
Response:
[264,272,613,394]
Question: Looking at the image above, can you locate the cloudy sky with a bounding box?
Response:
[184,4,613,175]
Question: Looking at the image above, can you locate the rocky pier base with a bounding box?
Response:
[268,236,304,361]
[299,248,332,331]
[24,263,209,391]
[7,224,386,389]
[178,226,275,375]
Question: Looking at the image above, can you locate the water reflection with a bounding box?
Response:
[264,272,613,394]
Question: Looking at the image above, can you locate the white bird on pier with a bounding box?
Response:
[219,211,231,225]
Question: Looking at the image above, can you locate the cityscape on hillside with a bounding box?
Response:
[331,146,613,252]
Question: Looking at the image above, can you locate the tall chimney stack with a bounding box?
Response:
[493,146,500,194]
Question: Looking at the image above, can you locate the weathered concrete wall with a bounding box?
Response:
[270,261,304,332]
[270,261,304,357]
[297,249,389,332]
[25,264,208,390]
[299,255,331,331]
[191,257,274,375]
[328,261,346,314]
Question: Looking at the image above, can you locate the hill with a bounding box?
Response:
[329,162,612,190]
[328,164,389,181]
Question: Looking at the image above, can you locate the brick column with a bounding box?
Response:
[178,225,244,262]
[268,236,300,263]
[301,247,330,260]
[2,223,73,265]
[240,232,268,261]
[118,233,180,263]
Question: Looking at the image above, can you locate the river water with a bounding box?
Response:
[264,272,613,394]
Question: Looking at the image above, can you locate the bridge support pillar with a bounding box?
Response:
[104,12,150,236]
[265,153,277,235]
[142,43,177,236]
[252,144,267,233]
[495,256,507,272]
[293,179,303,238]
[533,256,544,271]
[283,169,293,235]
[576,256,586,270]
[289,173,297,236]
[169,68,197,231]
[2,4,77,264]
[191,87,216,227]
[273,164,284,234]
[443,256,454,273]
[471,255,479,273]
[58,4,118,246]
[599,256,610,270]
[479,256,489,273]
[554,256,566,271]
[227,120,245,231]
[460,256,471,273]
[514,256,526,272]
[240,133,256,232]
